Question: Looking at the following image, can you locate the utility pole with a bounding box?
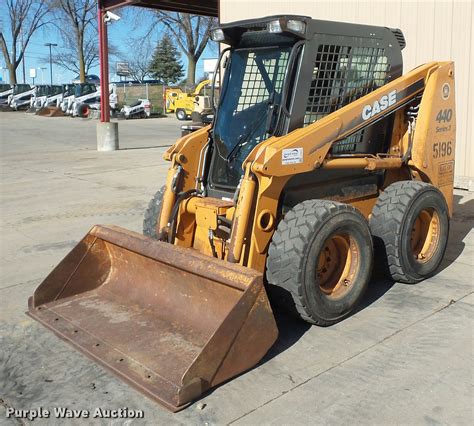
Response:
[39,67,47,84]
[45,43,58,86]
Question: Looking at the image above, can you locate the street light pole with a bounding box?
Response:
[44,43,57,86]
[38,67,47,85]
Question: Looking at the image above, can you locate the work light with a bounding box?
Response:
[267,20,283,33]
[287,19,306,34]
[211,28,225,42]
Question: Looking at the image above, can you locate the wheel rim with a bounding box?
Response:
[317,232,360,298]
[410,208,440,263]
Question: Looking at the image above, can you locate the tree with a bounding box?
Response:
[48,0,96,82]
[0,0,51,84]
[51,31,98,77]
[153,12,216,86]
[149,34,183,85]
[118,38,154,83]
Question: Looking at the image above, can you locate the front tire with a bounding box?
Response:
[143,185,166,239]
[176,109,187,121]
[369,181,449,283]
[266,200,373,326]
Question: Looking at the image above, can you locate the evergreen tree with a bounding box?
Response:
[149,35,184,85]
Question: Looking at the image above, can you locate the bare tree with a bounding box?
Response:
[48,0,96,82]
[118,38,154,83]
[0,0,51,84]
[153,12,216,86]
[51,32,98,76]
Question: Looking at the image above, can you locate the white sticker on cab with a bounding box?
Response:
[282,148,303,165]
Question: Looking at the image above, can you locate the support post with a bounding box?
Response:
[98,5,110,123]
[97,2,119,151]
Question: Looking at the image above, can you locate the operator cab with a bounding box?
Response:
[74,83,97,97]
[62,84,74,97]
[12,84,32,95]
[205,16,404,200]
[36,85,56,97]
[0,84,13,104]
[50,85,63,96]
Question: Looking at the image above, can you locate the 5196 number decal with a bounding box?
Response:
[433,141,453,158]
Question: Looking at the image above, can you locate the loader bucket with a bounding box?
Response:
[36,106,64,117]
[27,225,278,411]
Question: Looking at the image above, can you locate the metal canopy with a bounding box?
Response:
[102,0,218,17]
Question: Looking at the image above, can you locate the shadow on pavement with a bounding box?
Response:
[437,192,474,271]
[261,310,312,363]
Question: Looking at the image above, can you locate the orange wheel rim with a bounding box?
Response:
[317,233,360,299]
[410,208,440,262]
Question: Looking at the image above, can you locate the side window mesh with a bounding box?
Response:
[304,44,390,153]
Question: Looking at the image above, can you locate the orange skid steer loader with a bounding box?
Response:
[28,16,456,411]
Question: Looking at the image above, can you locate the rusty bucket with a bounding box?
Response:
[35,106,64,117]
[27,225,278,411]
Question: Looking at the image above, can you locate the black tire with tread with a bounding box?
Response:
[266,200,373,326]
[77,103,89,118]
[369,180,449,283]
[176,109,187,120]
[143,185,166,239]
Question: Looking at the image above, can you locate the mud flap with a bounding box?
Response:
[27,225,278,411]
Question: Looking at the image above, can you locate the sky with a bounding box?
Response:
[0,6,218,85]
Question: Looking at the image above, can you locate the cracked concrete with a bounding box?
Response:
[0,112,473,425]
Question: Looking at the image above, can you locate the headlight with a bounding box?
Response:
[211,28,225,42]
[267,19,283,33]
[287,20,306,34]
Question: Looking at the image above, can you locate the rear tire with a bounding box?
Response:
[176,109,187,121]
[143,185,166,240]
[266,200,373,326]
[369,181,449,283]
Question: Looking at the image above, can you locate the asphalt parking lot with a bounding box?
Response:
[1,111,473,425]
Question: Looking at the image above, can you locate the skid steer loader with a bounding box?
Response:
[28,16,456,411]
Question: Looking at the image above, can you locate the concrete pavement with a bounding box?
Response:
[1,112,472,425]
